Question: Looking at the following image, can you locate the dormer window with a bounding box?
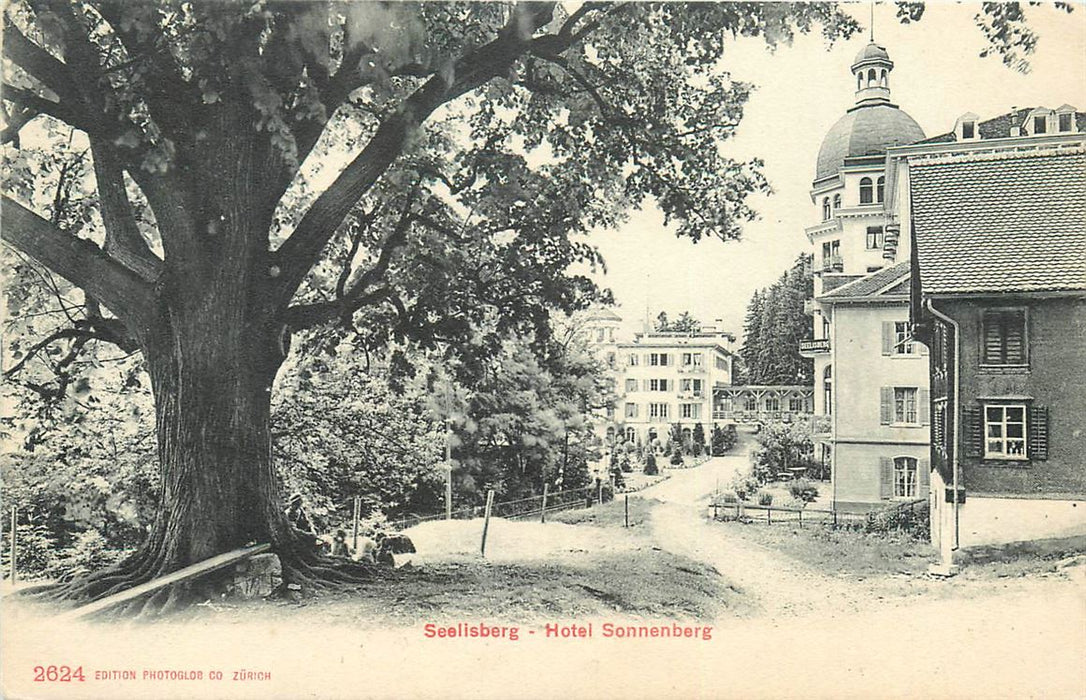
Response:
[1026,108,1054,136]
[1056,106,1077,132]
[955,112,980,141]
[1033,115,1047,134]
[859,177,874,205]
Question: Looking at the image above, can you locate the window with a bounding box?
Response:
[628,353,639,366]
[857,73,862,91]
[744,396,757,412]
[822,197,831,221]
[605,405,615,419]
[880,69,888,87]
[715,356,728,370]
[788,397,806,412]
[649,378,670,392]
[981,309,1027,365]
[962,120,976,139]
[682,352,703,367]
[859,177,873,204]
[680,403,701,419]
[893,457,918,498]
[876,176,885,203]
[625,378,638,393]
[894,321,915,355]
[607,328,614,342]
[625,426,636,443]
[984,404,1027,460]
[596,328,605,342]
[1058,112,1073,132]
[866,226,884,250]
[823,365,832,415]
[606,352,616,369]
[867,68,876,85]
[765,397,780,412]
[717,397,733,413]
[1033,115,1047,134]
[625,403,638,419]
[649,352,671,367]
[833,193,841,211]
[649,403,669,419]
[894,387,918,424]
[680,378,704,396]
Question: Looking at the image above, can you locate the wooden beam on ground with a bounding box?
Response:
[56,542,272,622]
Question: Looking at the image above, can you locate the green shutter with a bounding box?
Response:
[882,322,894,355]
[880,457,894,498]
[879,387,893,425]
[962,405,983,458]
[1029,405,1049,461]
[919,389,930,425]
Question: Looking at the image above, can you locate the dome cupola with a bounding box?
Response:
[813,40,925,182]
[852,41,894,107]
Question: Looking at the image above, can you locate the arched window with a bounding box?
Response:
[893,456,918,497]
[876,176,885,203]
[625,427,636,443]
[822,197,831,221]
[823,365,833,416]
[867,68,877,86]
[833,193,841,211]
[859,177,873,204]
[880,69,888,87]
[857,73,863,91]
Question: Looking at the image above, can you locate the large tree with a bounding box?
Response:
[0,1,1059,611]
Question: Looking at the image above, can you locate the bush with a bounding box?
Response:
[711,423,738,455]
[731,473,760,501]
[669,451,684,466]
[47,529,129,583]
[756,491,774,506]
[643,452,658,476]
[861,502,930,540]
[788,479,820,504]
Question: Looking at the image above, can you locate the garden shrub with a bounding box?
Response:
[669,451,684,466]
[644,452,658,476]
[757,491,774,506]
[789,479,819,504]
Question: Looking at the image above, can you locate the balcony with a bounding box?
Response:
[804,219,842,241]
[799,338,831,356]
[820,254,844,273]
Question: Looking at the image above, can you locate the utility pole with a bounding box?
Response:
[445,379,453,520]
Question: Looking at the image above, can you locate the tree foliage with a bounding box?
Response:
[739,254,812,385]
[654,310,701,333]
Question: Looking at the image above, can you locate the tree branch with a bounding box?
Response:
[1,86,98,135]
[1,197,155,332]
[2,21,82,105]
[89,137,163,283]
[270,2,559,311]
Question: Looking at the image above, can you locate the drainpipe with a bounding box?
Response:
[924,299,960,554]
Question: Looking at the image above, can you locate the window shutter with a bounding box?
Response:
[962,405,983,458]
[881,322,894,355]
[879,387,893,425]
[918,458,931,491]
[1028,405,1049,461]
[879,457,894,498]
[919,389,930,425]
[643,380,650,392]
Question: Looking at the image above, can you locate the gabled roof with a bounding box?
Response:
[819,261,911,302]
[911,150,1086,294]
[921,108,1086,143]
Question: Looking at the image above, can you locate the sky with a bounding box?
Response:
[584,2,1086,341]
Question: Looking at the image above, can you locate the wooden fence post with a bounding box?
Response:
[351,496,361,550]
[624,494,629,528]
[597,481,603,505]
[767,506,772,525]
[480,490,495,557]
[540,484,548,524]
[9,507,16,584]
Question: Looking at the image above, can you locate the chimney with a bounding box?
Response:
[1009,108,1021,137]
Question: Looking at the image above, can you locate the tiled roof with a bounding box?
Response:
[820,261,911,301]
[911,150,1086,294]
[921,109,1086,143]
